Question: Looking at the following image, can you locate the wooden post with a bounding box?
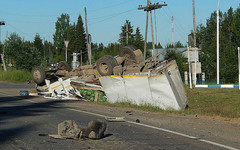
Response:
[143,11,149,60]
[85,7,91,64]
[138,0,167,60]
[150,10,155,51]
[126,21,129,45]
[94,92,99,102]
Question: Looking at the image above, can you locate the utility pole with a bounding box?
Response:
[238,47,240,90]
[150,10,155,51]
[43,38,46,63]
[217,0,220,84]
[126,21,129,45]
[64,40,69,62]
[0,21,6,71]
[192,0,196,47]
[138,1,167,60]
[154,10,158,46]
[188,47,192,89]
[171,16,174,46]
[85,7,91,65]
[0,21,5,43]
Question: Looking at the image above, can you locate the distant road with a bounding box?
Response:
[0,83,239,150]
[0,82,35,89]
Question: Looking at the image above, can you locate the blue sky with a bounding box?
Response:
[0,0,239,47]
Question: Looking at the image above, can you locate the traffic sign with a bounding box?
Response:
[64,40,69,49]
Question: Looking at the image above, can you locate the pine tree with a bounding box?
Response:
[119,20,134,45]
[75,14,87,62]
[33,34,43,57]
[67,23,77,51]
[134,27,144,50]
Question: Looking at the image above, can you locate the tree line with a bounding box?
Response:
[0,14,166,71]
[196,7,240,83]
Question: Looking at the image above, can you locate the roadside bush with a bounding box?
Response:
[0,70,31,83]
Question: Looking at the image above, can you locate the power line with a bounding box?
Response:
[3,19,55,24]
[161,8,187,43]
[88,0,134,12]
[165,7,189,35]
[0,10,60,18]
[89,8,136,25]
[6,23,35,39]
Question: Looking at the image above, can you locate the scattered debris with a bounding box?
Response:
[58,120,80,139]
[80,120,107,139]
[194,114,198,118]
[31,45,188,110]
[49,120,107,140]
[126,111,133,113]
[37,78,83,100]
[136,119,140,123]
[38,134,48,136]
[29,93,38,96]
[19,90,29,96]
[105,117,125,122]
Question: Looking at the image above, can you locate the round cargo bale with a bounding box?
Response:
[58,61,71,72]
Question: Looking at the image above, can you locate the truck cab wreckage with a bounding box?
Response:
[31,46,188,110]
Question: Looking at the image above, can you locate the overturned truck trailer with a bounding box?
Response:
[31,45,187,110]
[99,60,187,110]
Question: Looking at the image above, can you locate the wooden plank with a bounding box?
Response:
[73,85,102,91]
[94,92,99,102]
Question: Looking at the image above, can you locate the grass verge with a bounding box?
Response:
[97,88,240,119]
[184,88,240,118]
[0,70,31,83]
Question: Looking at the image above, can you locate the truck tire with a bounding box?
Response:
[31,66,46,85]
[58,61,71,72]
[96,55,118,76]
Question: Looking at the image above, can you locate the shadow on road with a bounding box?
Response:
[0,124,34,144]
[0,95,68,144]
[0,96,65,122]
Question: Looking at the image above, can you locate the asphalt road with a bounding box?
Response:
[0,83,239,150]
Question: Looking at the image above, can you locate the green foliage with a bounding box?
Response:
[79,90,107,102]
[166,41,184,48]
[133,27,144,50]
[75,15,87,62]
[0,70,31,82]
[164,49,187,78]
[67,23,77,51]
[119,20,134,45]
[197,7,240,83]
[43,40,54,65]
[92,43,120,62]
[16,41,42,70]
[53,13,70,62]
[0,42,3,54]
[4,33,42,71]
[34,34,43,55]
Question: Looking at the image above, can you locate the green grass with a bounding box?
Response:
[0,70,31,83]
[97,88,240,118]
[184,88,240,118]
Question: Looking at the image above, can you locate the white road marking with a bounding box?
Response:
[68,108,239,150]
[0,92,239,150]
